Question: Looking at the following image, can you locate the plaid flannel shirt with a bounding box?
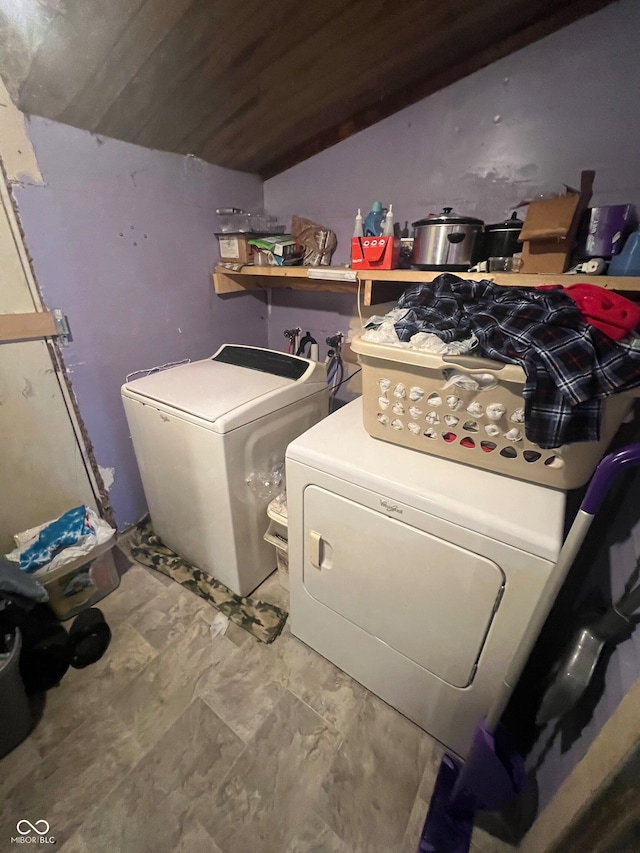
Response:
[394,275,640,449]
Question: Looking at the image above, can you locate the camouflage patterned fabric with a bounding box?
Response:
[130,517,287,644]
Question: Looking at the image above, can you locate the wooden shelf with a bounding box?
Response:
[213,265,640,307]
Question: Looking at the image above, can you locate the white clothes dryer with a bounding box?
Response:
[122,345,327,596]
[286,398,566,757]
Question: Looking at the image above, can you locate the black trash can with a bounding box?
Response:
[0,629,33,758]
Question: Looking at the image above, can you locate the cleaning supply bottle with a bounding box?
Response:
[363,202,384,237]
[383,203,395,236]
[609,227,640,276]
[353,208,364,238]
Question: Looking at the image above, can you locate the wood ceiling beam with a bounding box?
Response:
[195,0,585,171]
[195,0,465,168]
[4,0,619,176]
[58,0,200,131]
[135,0,347,156]
[16,0,147,121]
[258,0,615,178]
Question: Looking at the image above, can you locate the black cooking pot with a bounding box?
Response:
[481,212,523,260]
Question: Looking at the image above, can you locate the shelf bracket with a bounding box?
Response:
[52,309,72,345]
[0,309,72,345]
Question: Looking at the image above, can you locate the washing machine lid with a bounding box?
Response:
[287,398,565,562]
[121,345,326,432]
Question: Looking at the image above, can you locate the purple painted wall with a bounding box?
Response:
[265,0,640,266]
[13,117,267,528]
[262,0,640,820]
[526,460,640,813]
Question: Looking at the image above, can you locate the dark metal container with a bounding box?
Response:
[480,212,523,261]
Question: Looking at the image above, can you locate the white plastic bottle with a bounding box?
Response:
[353,208,364,238]
[383,203,395,236]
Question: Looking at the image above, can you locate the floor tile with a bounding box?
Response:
[133,582,213,651]
[56,831,90,853]
[117,618,236,751]
[173,819,224,852]
[29,622,157,757]
[402,740,448,851]
[285,813,353,853]
[317,693,436,853]
[0,548,466,853]
[197,630,364,743]
[78,781,189,853]
[98,563,168,626]
[0,705,143,847]
[196,636,286,742]
[276,633,366,731]
[204,691,341,853]
[0,733,42,797]
[141,697,244,803]
[79,698,241,853]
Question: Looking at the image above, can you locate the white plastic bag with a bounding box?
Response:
[6,507,115,574]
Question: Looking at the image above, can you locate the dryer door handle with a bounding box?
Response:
[309,530,323,568]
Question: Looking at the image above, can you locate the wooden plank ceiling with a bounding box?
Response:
[0,0,613,178]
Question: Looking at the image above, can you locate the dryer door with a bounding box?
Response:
[303,485,505,688]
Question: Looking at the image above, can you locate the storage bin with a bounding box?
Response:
[264,492,289,590]
[34,533,119,621]
[0,629,32,759]
[350,334,634,490]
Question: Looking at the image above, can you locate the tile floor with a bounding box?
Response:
[0,548,515,853]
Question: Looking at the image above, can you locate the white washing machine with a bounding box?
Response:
[122,345,327,596]
[286,398,566,757]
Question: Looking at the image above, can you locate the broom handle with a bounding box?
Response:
[485,443,640,732]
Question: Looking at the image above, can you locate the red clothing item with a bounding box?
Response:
[538,283,640,340]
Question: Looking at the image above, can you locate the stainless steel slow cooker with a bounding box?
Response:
[412,207,484,271]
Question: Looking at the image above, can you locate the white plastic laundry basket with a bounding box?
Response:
[263,493,289,590]
[351,334,634,490]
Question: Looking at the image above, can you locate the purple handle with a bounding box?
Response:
[582,444,640,515]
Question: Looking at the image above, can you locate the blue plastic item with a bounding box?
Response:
[608,227,640,276]
[20,506,91,572]
[363,202,384,237]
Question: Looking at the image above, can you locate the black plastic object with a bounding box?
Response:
[212,345,308,380]
[68,608,111,669]
[17,605,70,693]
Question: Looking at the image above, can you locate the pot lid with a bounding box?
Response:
[485,211,524,231]
[412,206,484,227]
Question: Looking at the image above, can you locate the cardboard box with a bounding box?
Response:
[519,171,594,273]
[350,236,400,270]
[248,236,304,266]
[216,233,254,264]
[576,204,635,258]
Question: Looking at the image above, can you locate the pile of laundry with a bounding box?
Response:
[362,274,640,448]
[0,556,112,695]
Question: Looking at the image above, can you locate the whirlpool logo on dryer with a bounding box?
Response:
[380,499,403,514]
[11,820,55,844]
